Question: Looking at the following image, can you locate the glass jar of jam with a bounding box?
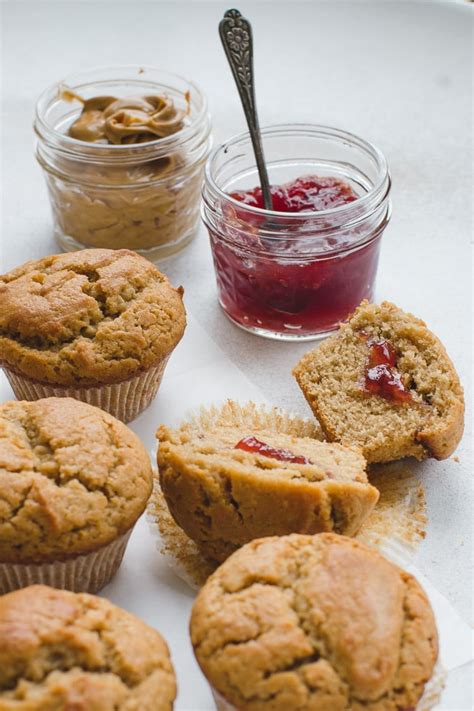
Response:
[35,66,212,261]
[202,124,391,340]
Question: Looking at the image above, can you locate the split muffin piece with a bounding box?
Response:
[157,423,378,563]
[294,300,464,464]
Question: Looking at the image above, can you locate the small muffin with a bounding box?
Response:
[0,397,152,594]
[190,533,438,711]
[0,585,176,710]
[294,300,464,463]
[0,248,186,422]
[157,421,378,562]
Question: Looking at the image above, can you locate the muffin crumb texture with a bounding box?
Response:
[0,585,176,710]
[0,249,186,386]
[294,300,464,463]
[0,398,152,563]
[191,533,438,711]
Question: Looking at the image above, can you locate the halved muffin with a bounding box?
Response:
[157,422,378,563]
[294,300,464,463]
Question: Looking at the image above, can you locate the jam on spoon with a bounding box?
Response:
[363,336,412,403]
[235,436,313,464]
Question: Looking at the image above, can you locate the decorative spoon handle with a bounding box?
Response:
[219,8,273,210]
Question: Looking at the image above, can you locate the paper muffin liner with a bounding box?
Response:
[148,400,427,590]
[417,659,447,711]
[211,690,234,711]
[209,658,446,710]
[0,528,132,595]
[3,358,169,422]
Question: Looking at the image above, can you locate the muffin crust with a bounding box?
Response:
[0,398,152,563]
[191,533,438,711]
[0,249,186,386]
[0,585,176,710]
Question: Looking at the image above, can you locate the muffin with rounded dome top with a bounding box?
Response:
[0,248,186,422]
[190,532,438,711]
[0,397,153,594]
[0,585,176,710]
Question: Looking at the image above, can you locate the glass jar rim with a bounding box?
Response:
[205,122,390,219]
[34,64,209,158]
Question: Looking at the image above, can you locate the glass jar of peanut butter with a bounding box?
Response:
[35,66,212,260]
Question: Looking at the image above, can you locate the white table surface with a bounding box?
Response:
[1,1,472,709]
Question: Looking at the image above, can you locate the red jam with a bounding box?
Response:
[209,176,382,337]
[234,436,312,464]
[231,176,357,212]
[363,336,412,403]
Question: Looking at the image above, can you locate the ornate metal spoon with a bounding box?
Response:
[219,8,273,210]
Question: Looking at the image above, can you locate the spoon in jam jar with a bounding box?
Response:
[219,8,273,210]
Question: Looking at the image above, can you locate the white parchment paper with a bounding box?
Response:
[0,313,471,710]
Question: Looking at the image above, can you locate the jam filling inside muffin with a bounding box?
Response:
[363,335,412,403]
[234,435,313,464]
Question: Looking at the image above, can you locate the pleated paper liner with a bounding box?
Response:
[3,358,169,423]
[183,399,323,440]
[0,529,132,595]
[357,461,427,565]
[209,659,446,711]
[148,400,427,590]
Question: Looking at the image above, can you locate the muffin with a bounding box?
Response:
[0,248,186,422]
[157,415,379,563]
[0,585,176,710]
[294,300,464,463]
[190,533,438,711]
[0,397,152,594]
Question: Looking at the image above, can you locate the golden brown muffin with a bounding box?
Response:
[0,249,186,421]
[0,398,152,593]
[190,533,438,711]
[157,422,378,562]
[0,585,176,710]
[294,300,464,463]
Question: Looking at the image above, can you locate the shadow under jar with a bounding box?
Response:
[35,66,212,261]
[202,124,391,340]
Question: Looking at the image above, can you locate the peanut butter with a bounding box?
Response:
[37,84,208,257]
[66,90,189,144]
